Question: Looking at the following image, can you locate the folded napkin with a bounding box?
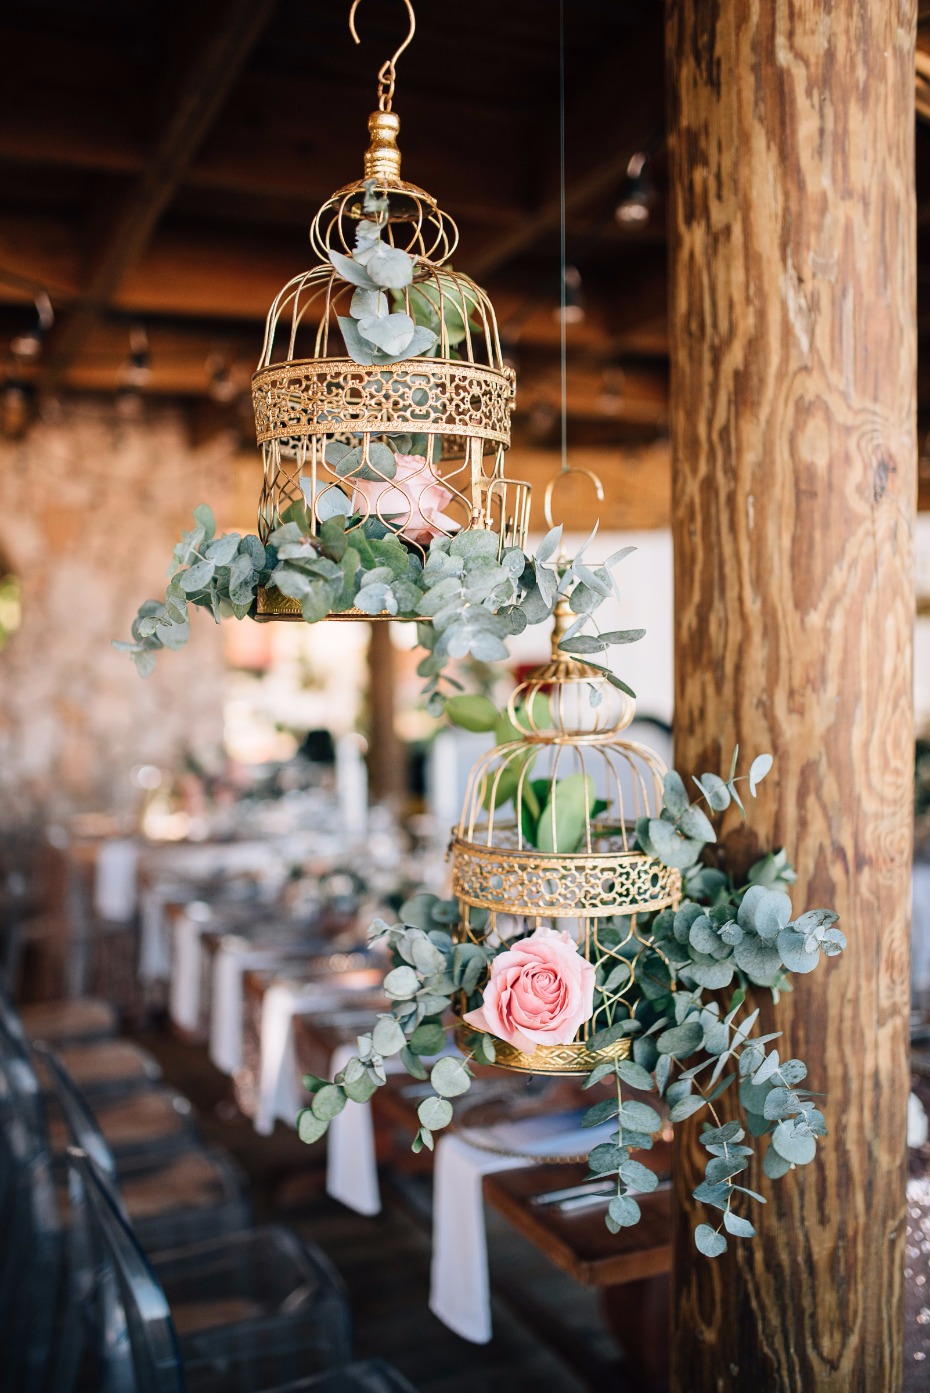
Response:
[168,903,212,1032]
[325,1041,383,1217]
[94,838,139,922]
[254,981,326,1136]
[209,938,258,1075]
[429,1110,618,1344]
[912,864,930,998]
[429,1136,525,1343]
[138,880,191,983]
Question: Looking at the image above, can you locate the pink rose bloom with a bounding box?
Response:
[352,453,459,545]
[463,925,595,1053]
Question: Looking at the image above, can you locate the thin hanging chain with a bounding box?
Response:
[377,60,396,110]
[558,0,568,473]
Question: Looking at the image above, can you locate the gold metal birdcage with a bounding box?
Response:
[251,0,530,621]
[450,604,682,1073]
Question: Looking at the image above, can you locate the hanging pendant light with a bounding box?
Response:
[252,0,530,622]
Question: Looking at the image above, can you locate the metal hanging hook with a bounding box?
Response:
[543,467,605,531]
[348,0,416,111]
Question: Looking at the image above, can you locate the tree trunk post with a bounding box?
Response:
[666,2,917,1389]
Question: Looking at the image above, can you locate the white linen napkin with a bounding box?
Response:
[138,880,190,983]
[429,1135,525,1343]
[254,982,326,1136]
[209,938,256,1075]
[168,903,212,1032]
[325,1041,383,1217]
[429,1111,618,1344]
[912,863,930,1001]
[93,838,139,922]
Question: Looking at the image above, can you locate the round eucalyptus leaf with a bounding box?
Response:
[771,1120,816,1166]
[297,1109,329,1145]
[311,1084,347,1122]
[430,1056,471,1098]
[417,1095,453,1131]
[694,1223,727,1257]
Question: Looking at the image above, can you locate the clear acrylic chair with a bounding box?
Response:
[0,1010,64,1393]
[34,1042,250,1252]
[63,1147,353,1393]
[263,1361,421,1392]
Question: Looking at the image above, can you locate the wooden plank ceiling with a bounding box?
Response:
[0,0,927,512]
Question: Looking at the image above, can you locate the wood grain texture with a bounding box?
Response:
[666,2,917,1390]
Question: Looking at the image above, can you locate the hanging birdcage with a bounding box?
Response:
[251,0,530,622]
[450,604,682,1074]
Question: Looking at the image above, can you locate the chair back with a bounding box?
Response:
[0,987,63,1393]
[32,1039,122,1191]
[64,1146,185,1393]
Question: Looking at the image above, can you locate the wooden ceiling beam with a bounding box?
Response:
[38,0,278,391]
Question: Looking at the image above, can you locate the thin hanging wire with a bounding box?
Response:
[558,0,568,473]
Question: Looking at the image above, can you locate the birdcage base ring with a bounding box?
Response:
[253,585,421,623]
[454,1021,631,1076]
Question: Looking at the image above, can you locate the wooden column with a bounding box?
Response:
[366,621,406,804]
[666,3,916,1390]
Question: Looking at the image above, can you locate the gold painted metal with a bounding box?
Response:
[249,0,529,621]
[451,607,681,1073]
[454,1021,630,1077]
[254,585,418,624]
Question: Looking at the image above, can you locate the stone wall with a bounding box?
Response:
[0,400,237,825]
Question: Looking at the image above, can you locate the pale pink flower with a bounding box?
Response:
[351,453,459,545]
[463,925,595,1053]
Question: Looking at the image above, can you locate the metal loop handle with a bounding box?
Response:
[349,0,417,111]
[543,466,605,530]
